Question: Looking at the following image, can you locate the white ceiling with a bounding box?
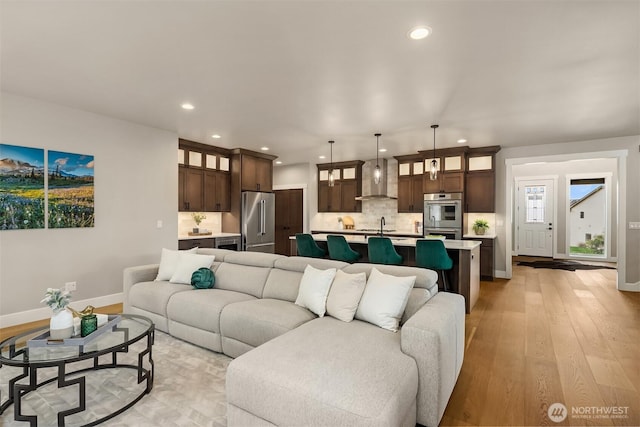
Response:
[1,1,638,165]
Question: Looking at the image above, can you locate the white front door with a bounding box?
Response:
[517,179,554,257]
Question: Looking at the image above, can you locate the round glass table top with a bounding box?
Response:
[0,314,153,365]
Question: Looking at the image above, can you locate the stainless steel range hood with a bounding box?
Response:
[355,159,397,201]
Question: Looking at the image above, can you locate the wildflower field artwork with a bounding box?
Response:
[0,144,46,230]
[48,150,95,228]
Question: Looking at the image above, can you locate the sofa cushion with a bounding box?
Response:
[263,257,348,302]
[128,280,192,316]
[355,267,415,332]
[213,263,272,298]
[167,289,256,333]
[294,265,336,317]
[226,317,418,427]
[326,269,367,322]
[169,253,215,285]
[220,299,316,349]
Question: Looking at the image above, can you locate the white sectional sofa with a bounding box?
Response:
[123,248,465,426]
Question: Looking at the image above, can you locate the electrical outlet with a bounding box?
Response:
[65,281,77,292]
[156,220,163,229]
[629,222,640,230]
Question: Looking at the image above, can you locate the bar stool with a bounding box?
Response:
[295,233,327,258]
[367,236,403,265]
[327,235,361,263]
[415,239,453,292]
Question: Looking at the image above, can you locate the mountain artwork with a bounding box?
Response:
[48,150,94,228]
[0,143,46,229]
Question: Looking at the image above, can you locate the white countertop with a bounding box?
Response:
[179,232,241,240]
[291,233,481,250]
[312,229,423,237]
[463,233,497,239]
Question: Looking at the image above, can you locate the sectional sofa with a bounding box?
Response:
[123,248,465,426]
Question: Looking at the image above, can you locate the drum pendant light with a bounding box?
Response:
[328,140,335,187]
[429,125,439,181]
[374,133,382,185]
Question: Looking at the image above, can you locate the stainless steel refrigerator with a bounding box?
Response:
[241,191,275,253]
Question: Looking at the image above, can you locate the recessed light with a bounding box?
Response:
[275,161,282,165]
[319,155,326,159]
[211,134,221,139]
[181,103,194,110]
[261,146,269,151]
[408,26,432,40]
[379,148,387,153]
[457,139,467,144]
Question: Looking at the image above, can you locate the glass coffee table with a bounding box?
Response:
[0,314,154,426]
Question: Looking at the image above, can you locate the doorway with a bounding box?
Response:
[516,178,555,257]
[568,176,608,258]
[274,189,303,255]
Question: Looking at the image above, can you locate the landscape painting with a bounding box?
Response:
[0,144,46,230]
[48,150,95,228]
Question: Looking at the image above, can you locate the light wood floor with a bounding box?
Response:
[442,264,640,426]
[1,269,638,426]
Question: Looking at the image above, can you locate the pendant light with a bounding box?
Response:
[328,140,335,187]
[429,125,439,181]
[373,133,382,185]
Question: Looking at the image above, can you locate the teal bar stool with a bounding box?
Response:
[367,237,403,265]
[415,239,453,292]
[327,235,361,263]
[295,233,327,258]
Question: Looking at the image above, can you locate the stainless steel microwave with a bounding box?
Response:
[423,193,462,229]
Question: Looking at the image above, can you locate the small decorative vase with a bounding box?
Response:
[50,309,74,339]
[475,228,486,235]
[80,314,98,337]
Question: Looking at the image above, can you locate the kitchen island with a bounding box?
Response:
[289,233,480,313]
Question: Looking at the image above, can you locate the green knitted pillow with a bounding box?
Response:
[191,267,215,289]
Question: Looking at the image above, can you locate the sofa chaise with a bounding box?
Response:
[123,248,465,426]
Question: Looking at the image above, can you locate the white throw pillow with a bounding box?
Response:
[355,267,416,332]
[155,247,198,281]
[326,270,367,322]
[294,265,337,317]
[169,253,215,285]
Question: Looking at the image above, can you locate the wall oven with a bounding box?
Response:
[423,193,462,239]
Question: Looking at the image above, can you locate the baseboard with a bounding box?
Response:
[0,293,123,328]
[494,270,509,279]
[619,281,640,292]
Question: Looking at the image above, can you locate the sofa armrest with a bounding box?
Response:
[401,292,465,427]
[123,264,159,312]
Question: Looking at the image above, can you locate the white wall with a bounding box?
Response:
[495,135,639,287]
[0,93,178,325]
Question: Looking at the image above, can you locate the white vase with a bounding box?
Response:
[50,309,74,339]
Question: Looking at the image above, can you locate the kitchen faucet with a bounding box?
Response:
[379,217,385,236]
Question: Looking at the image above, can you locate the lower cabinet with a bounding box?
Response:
[464,237,494,281]
[179,238,214,250]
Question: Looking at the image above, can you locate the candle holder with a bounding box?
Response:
[80,314,98,337]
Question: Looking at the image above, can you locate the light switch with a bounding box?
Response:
[629,222,640,230]
[157,220,163,229]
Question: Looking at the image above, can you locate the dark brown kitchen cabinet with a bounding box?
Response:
[275,189,303,255]
[178,166,203,212]
[464,237,494,280]
[204,170,230,212]
[465,146,500,213]
[423,171,464,194]
[179,139,232,213]
[395,154,425,213]
[419,147,467,194]
[316,160,364,213]
[241,155,273,192]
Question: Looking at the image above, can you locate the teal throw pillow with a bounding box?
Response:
[191,267,215,289]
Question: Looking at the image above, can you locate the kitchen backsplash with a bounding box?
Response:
[178,212,222,235]
[464,212,496,235]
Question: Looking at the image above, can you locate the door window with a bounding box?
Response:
[524,186,545,223]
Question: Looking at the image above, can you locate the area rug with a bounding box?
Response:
[0,331,230,427]
[517,260,616,271]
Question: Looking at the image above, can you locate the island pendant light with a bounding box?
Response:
[328,140,335,187]
[429,125,439,181]
[374,133,382,185]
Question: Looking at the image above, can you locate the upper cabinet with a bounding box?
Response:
[240,154,273,192]
[395,154,425,213]
[465,146,500,213]
[419,147,467,194]
[317,160,364,212]
[178,139,231,212]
